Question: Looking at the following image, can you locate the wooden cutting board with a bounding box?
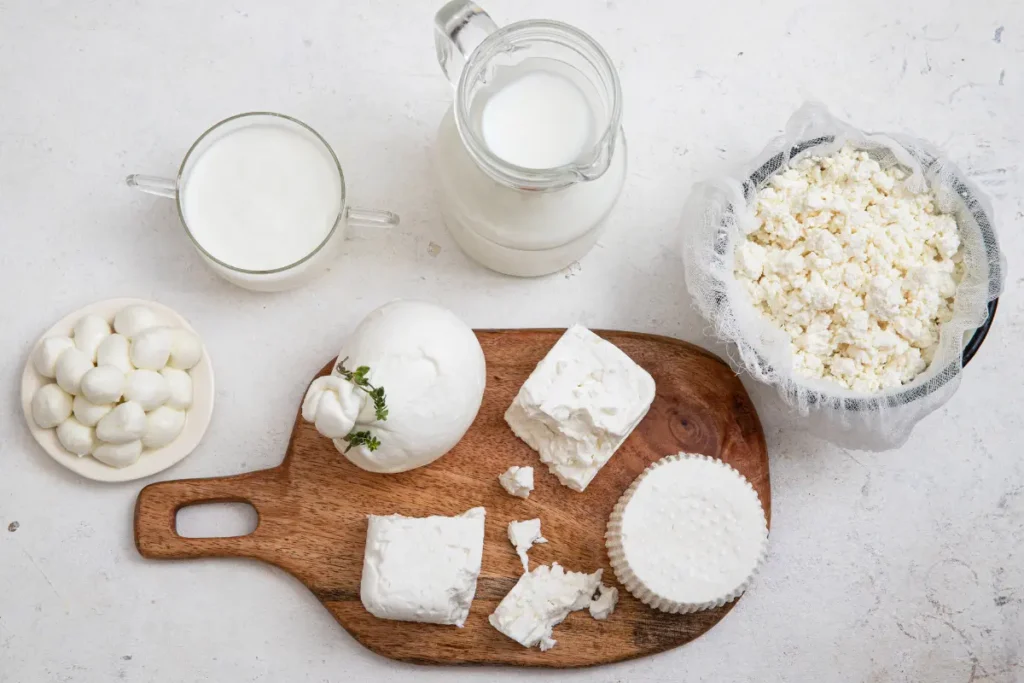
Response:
[134,330,770,667]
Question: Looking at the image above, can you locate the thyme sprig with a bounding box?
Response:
[336,358,388,452]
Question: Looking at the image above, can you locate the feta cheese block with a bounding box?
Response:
[507,518,547,572]
[504,325,655,492]
[498,465,534,498]
[488,562,602,651]
[606,453,768,614]
[360,507,485,627]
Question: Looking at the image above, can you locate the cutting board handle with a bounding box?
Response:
[134,469,282,563]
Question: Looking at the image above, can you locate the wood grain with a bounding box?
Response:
[134,329,770,667]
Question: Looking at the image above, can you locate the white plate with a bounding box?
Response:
[21,298,215,483]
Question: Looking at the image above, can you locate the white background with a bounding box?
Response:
[1,1,1022,681]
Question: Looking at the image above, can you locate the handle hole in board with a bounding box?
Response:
[175,502,258,538]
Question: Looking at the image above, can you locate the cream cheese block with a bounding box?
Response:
[360,507,485,627]
[606,453,768,613]
[488,562,602,651]
[504,325,655,492]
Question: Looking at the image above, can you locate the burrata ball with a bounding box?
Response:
[323,300,485,473]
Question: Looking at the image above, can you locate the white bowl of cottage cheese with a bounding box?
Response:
[681,104,1005,450]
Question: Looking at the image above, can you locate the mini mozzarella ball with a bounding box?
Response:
[130,327,172,370]
[31,384,73,428]
[54,347,94,395]
[167,328,203,370]
[73,314,112,362]
[123,369,170,411]
[142,406,186,449]
[96,333,133,374]
[80,365,125,404]
[92,440,143,468]
[72,395,113,427]
[114,305,161,339]
[56,417,96,456]
[95,401,147,444]
[161,367,193,410]
[33,337,75,378]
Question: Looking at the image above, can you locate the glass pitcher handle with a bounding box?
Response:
[434,0,499,86]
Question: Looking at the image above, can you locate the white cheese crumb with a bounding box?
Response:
[736,146,962,392]
[589,584,618,620]
[507,518,547,572]
[488,562,602,651]
[499,465,534,498]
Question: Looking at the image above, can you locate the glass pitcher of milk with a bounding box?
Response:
[433,1,626,277]
[127,112,398,292]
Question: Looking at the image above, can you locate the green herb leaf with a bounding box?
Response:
[335,358,389,453]
[343,430,381,453]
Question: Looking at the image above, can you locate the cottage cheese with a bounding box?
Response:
[488,562,602,651]
[735,146,962,392]
[498,465,534,498]
[505,325,655,492]
[507,518,547,572]
[360,507,485,627]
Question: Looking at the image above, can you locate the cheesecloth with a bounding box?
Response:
[680,103,1005,451]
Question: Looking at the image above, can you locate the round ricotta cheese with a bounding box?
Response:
[606,453,768,613]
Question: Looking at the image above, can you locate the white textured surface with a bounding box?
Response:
[0,0,1021,681]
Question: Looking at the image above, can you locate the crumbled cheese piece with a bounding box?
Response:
[505,325,656,491]
[499,465,534,498]
[735,146,963,392]
[488,563,602,651]
[360,507,485,627]
[589,584,618,620]
[507,518,547,572]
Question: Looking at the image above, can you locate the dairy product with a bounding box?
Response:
[360,507,485,627]
[606,453,768,613]
[31,384,72,429]
[507,518,547,572]
[96,334,133,374]
[33,337,74,378]
[54,348,93,395]
[130,327,173,370]
[498,465,534,498]
[142,406,186,449]
[72,315,111,362]
[56,417,96,456]
[80,365,125,405]
[434,110,627,277]
[123,369,170,411]
[168,329,203,370]
[161,368,194,410]
[478,63,595,169]
[589,584,618,620]
[736,146,963,392]
[488,562,602,651]
[72,396,112,427]
[505,325,655,491]
[113,305,161,339]
[301,301,486,473]
[92,440,143,468]
[95,401,147,444]
[28,304,205,469]
[180,123,342,272]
